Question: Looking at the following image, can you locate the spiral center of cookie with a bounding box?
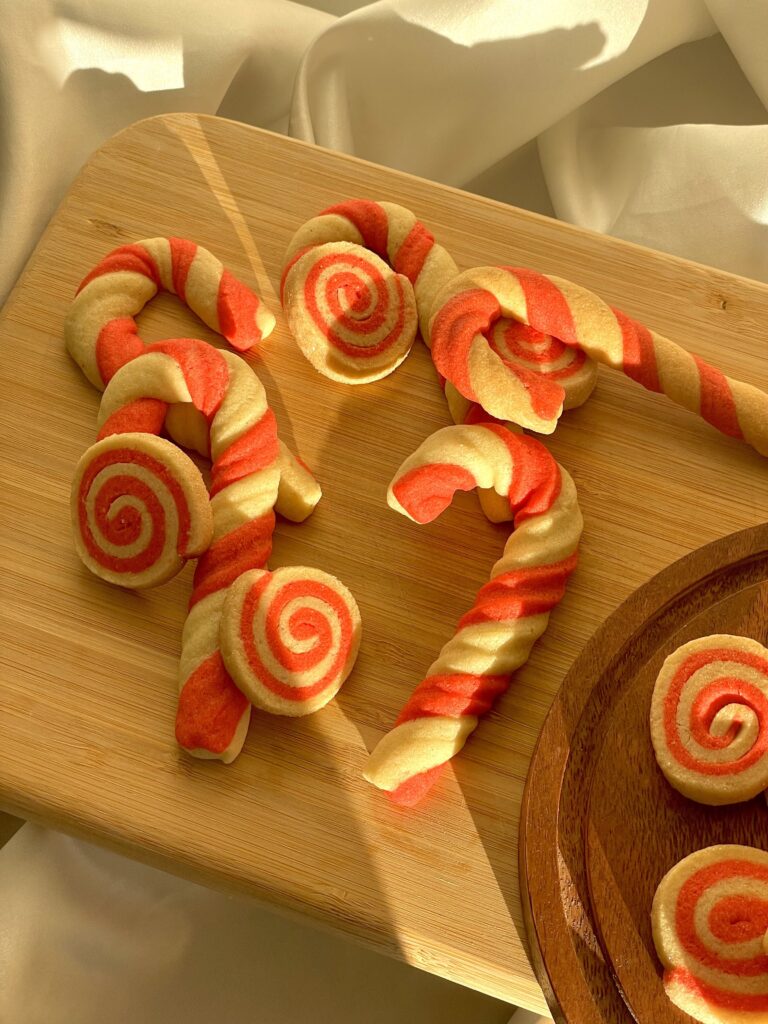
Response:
[107,499,143,545]
[337,278,371,317]
[708,896,768,944]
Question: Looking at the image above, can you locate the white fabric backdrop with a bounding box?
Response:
[2,0,767,1020]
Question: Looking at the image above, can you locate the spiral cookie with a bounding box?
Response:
[65,236,275,390]
[488,318,598,410]
[651,635,768,806]
[71,432,213,589]
[364,423,582,805]
[284,199,459,342]
[219,566,362,716]
[430,266,768,454]
[281,241,418,383]
[652,845,768,1023]
[441,317,598,442]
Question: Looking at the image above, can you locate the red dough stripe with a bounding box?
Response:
[488,425,562,520]
[393,222,434,284]
[76,243,160,295]
[396,674,508,724]
[613,307,662,392]
[169,237,197,301]
[392,463,477,524]
[430,289,501,402]
[507,267,579,346]
[216,269,264,352]
[210,410,280,497]
[321,200,389,258]
[95,318,145,385]
[146,338,230,420]
[175,651,249,755]
[459,555,579,628]
[669,968,768,1013]
[189,513,275,608]
[389,766,445,807]
[693,355,743,439]
[97,398,168,440]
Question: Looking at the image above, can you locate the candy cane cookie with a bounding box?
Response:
[653,845,768,1023]
[651,635,768,806]
[93,338,325,760]
[430,266,768,454]
[65,237,275,390]
[281,241,418,383]
[174,349,284,763]
[364,423,582,805]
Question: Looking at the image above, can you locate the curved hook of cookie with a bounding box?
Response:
[65,236,276,390]
[430,266,768,455]
[364,422,582,806]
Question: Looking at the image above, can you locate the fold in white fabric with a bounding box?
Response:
[1,1,767,1020]
[3,0,768,303]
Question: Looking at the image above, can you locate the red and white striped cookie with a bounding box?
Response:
[364,422,582,805]
[429,266,768,454]
[281,241,417,383]
[95,338,322,762]
[70,432,212,589]
[65,237,275,390]
[219,566,361,716]
[284,199,458,342]
[440,316,599,466]
[651,635,768,806]
[653,845,768,1023]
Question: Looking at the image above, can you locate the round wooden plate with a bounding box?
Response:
[520,522,768,1023]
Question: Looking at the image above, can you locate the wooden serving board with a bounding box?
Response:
[521,524,768,1022]
[1,113,768,1014]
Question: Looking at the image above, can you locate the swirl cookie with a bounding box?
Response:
[71,432,212,589]
[284,199,458,342]
[220,566,361,716]
[364,423,582,805]
[653,845,768,1023]
[281,241,418,383]
[651,635,768,805]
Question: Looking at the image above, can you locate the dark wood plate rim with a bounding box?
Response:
[519,521,768,1024]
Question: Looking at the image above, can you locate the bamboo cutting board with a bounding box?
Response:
[1,113,768,1015]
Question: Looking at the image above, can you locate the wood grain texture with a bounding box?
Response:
[2,113,768,1013]
[521,524,768,1023]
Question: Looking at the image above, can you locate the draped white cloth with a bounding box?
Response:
[1,0,767,1019]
